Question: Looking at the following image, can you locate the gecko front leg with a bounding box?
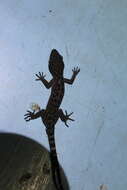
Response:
[35,72,53,89]
[59,109,74,127]
[64,66,80,85]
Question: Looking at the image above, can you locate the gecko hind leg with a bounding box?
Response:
[59,109,74,127]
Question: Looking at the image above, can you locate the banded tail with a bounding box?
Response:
[46,127,64,190]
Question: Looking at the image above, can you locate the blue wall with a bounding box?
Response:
[0,0,127,189]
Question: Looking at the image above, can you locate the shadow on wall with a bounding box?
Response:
[0,133,70,190]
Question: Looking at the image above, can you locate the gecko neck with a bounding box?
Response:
[53,75,63,80]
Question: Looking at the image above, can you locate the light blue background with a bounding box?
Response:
[0,0,127,189]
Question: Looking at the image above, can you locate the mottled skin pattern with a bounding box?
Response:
[24,49,80,190]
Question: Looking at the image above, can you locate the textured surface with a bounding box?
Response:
[0,0,127,189]
[0,133,69,190]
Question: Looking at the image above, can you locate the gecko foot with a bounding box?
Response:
[64,110,75,127]
[24,110,35,122]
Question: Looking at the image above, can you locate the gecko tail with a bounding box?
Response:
[50,153,64,190]
[46,128,64,190]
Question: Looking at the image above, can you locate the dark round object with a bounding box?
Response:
[0,133,69,190]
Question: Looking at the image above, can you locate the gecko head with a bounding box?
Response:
[48,49,64,78]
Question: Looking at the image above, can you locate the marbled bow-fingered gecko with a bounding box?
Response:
[24,49,80,190]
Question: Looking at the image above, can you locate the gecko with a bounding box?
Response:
[24,49,80,190]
